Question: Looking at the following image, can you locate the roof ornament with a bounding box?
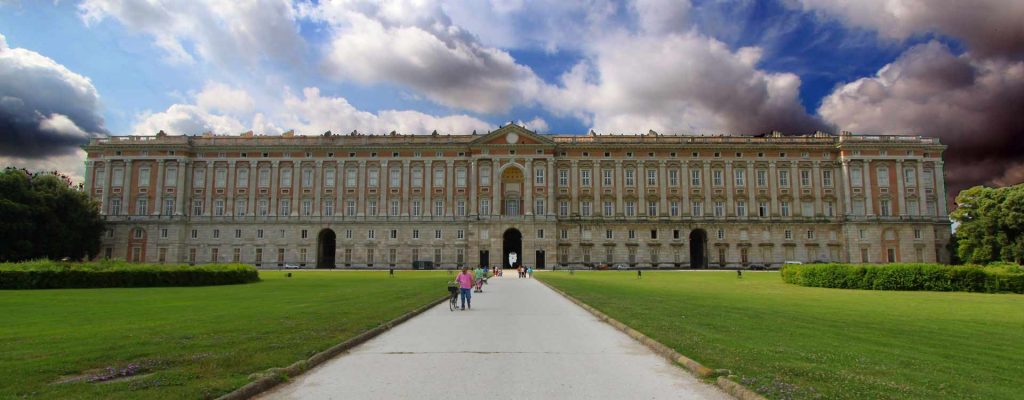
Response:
[472,130,477,135]
[390,130,397,136]
[156,130,167,137]
[589,129,596,136]
[648,129,658,136]
[321,130,330,137]
[283,129,295,137]
[431,130,438,136]
[350,130,358,136]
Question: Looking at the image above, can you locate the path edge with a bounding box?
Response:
[535,277,767,400]
[216,294,450,400]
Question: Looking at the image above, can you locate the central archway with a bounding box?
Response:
[689,229,708,269]
[317,229,336,269]
[502,228,523,268]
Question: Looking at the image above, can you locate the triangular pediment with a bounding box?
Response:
[472,123,554,145]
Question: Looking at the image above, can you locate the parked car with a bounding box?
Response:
[613,263,631,270]
[783,261,803,265]
[282,264,301,270]
[748,264,767,270]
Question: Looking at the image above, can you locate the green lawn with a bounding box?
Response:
[0,270,450,399]
[537,271,1024,400]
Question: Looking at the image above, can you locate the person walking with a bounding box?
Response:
[456,267,474,310]
[527,266,533,278]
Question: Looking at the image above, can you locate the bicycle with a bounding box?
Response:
[447,281,459,311]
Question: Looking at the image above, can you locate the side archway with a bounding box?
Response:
[689,229,708,269]
[317,229,336,268]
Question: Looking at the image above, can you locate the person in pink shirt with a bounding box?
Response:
[456,267,474,310]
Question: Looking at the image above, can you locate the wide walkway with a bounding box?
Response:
[259,272,729,400]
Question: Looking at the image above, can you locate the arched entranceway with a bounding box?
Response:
[503,228,523,268]
[317,229,336,269]
[689,229,708,269]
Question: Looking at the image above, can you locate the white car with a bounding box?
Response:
[282,264,302,270]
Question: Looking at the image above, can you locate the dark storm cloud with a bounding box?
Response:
[0,34,107,158]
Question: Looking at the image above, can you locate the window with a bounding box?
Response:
[456,200,466,216]
[758,201,769,217]
[280,168,292,187]
[535,167,545,185]
[139,167,151,186]
[537,229,545,239]
[191,229,198,239]
[756,170,767,187]
[235,229,242,239]
[628,230,636,239]
[411,200,421,216]
[457,229,465,239]
[559,169,569,187]
[851,168,863,187]
[606,229,614,239]
[434,167,445,186]
[807,230,815,240]
[214,168,226,188]
[434,248,442,264]
[717,229,725,240]
[188,248,196,264]
[213,199,224,216]
[736,200,746,216]
[880,199,891,216]
[823,170,833,187]
[159,228,168,238]
[559,200,569,217]
[413,229,420,239]
[673,229,680,240]
[255,248,263,264]
[133,228,145,239]
[826,201,835,217]
[280,199,291,215]
[324,200,335,216]
[647,201,657,216]
[628,247,637,263]
[691,169,701,186]
[802,201,813,217]
[368,229,376,240]
[560,229,569,240]
[325,168,336,187]
[368,168,379,187]
[96,168,107,188]
[625,169,635,186]
[604,201,614,216]
[908,201,919,215]
[455,167,467,187]
[670,201,679,217]
[435,200,444,216]
[668,169,679,186]
[112,167,124,187]
[165,166,177,186]
[236,168,248,188]
[581,169,592,187]
[480,198,490,215]
[781,201,790,217]
[800,170,811,187]
[647,169,657,186]
[136,198,148,215]
[435,229,442,239]
[346,200,356,216]
[389,199,399,216]
[192,199,204,216]
[301,199,312,216]
[877,166,889,187]
[258,199,269,216]
[479,166,492,186]
[367,248,375,265]
[779,170,790,186]
[734,169,746,186]
[714,201,724,217]
[212,229,220,239]
[625,201,636,217]
[390,229,398,239]
[914,228,922,239]
[389,248,398,264]
[411,167,422,188]
[922,169,934,187]
[650,229,658,239]
[368,199,378,216]
[300,248,307,263]
[390,167,400,187]
[346,168,357,187]
[691,201,703,216]
[603,169,613,186]
[713,170,723,186]
[259,168,270,187]
[581,201,592,216]
[535,199,546,215]
[606,247,614,263]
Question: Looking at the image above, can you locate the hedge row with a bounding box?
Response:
[0,260,260,289]
[780,263,1024,294]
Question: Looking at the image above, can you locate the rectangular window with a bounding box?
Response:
[346,168,358,187]
[758,201,768,217]
[255,248,263,264]
[257,229,264,238]
[581,169,592,187]
[922,170,934,187]
[647,201,657,216]
[457,200,466,216]
[135,198,148,215]
[670,201,680,216]
[785,229,792,240]
[457,230,465,239]
[455,168,467,187]
[367,248,375,265]
[823,170,833,187]
[603,169,613,186]
[412,167,423,188]
[559,169,569,187]
[736,201,746,216]
[235,229,242,239]
[435,229,442,239]
[535,199,545,215]
[390,167,401,188]
[691,201,703,216]
[668,169,679,186]
[215,168,226,188]
[259,168,270,187]
[801,170,811,187]
[480,198,491,215]
[908,201,919,216]
[435,200,444,216]
[559,200,569,217]
[280,168,292,187]
[368,200,378,216]
[300,168,312,188]
[258,199,269,216]
[95,168,107,188]
[851,168,863,187]
[165,166,177,186]
[389,199,399,216]
[625,201,636,217]
[647,169,657,186]
[581,201,592,216]
[604,201,614,216]
[280,199,291,215]
[368,229,376,240]
[112,167,124,187]
[434,167,445,186]
[880,199,891,216]
[324,200,334,216]
[779,170,790,187]
[192,199,203,216]
[412,199,421,216]
[691,169,701,186]
[325,168,336,187]
[734,169,745,186]
[756,170,767,187]
[877,167,890,187]
[625,169,635,186]
[535,167,545,185]
[347,200,356,216]
[714,201,724,217]
[236,168,248,188]
[802,202,813,217]
[139,167,151,186]
[214,199,224,216]
[628,230,636,239]
[781,201,790,217]
[368,168,380,188]
[537,229,544,239]
[606,229,613,239]
[713,170,723,186]
[904,168,916,186]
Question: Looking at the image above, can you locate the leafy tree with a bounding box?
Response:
[0,167,105,262]
[951,183,1024,264]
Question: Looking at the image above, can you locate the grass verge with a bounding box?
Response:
[537,271,1024,400]
[0,270,450,399]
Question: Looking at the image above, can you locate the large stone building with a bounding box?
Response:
[82,123,952,269]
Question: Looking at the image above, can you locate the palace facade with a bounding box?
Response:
[82,124,952,269]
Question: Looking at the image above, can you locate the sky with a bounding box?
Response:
[1,0,1022,203]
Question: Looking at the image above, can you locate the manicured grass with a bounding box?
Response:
[537,271,1024,400]
[0,270,451,399]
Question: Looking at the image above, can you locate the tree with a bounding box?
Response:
[0,167,105,262]
[950,183,1024,264]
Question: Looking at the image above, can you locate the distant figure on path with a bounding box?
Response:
[527,266,533,278]
[456,267,474,310]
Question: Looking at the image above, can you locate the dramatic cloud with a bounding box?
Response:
[0,32,107,158]
[132,103,248,136]
[819,41,1024,197]
[542,30,829,134]
[312,0,543,114]
[79,0,305,66]
[793,0,1024,58]
[195,82,255,114]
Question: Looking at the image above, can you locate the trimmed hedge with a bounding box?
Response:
[0,260,260,289]
[781,263,1024,294]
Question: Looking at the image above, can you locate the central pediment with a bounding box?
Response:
[472,123,554,146]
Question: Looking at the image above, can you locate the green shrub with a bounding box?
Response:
[781,263,1024,294]
[0,260,259,289]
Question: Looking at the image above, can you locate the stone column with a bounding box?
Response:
[123,160,133,216]
[176,160,188,216]
[402,160,410,217]
[570,160,579,215]
[469,159,477,217]
[153,160,164,216]
[895,160,906,216]
[357,161,366,217]
[525,158,534,216]
[702,161,711,216]
[446,160,454,216]
[270,161,280,217]
[812,161,823,216]
[863,161,874,215]
[615,160,624,216]
[725,161,734,217]
[935,161,948,216]
[658,161,668,216]
[841,160,853,215]
[314,161,322,217]
[424,160,433,217]
[768,161,778,217]
[248,161,257,217]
